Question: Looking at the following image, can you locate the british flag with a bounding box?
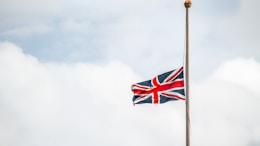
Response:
[131,67,185,104]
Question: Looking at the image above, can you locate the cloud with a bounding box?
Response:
[213,58,260,95]
[2,24,52,38]
[0,41,259,146]
[0,0,187,68]
[216,0,260,58]
[0,0,260,144]
[3,0,259,79]
[188,0,260,78]
[191,58,260,146]
[0,41,186,146]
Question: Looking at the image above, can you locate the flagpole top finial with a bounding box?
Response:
[184,0,192,8]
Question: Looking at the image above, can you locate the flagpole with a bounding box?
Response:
[184,0,191,146]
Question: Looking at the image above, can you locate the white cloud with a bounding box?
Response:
[213,58,260,95]
[191,58,260,146]
[0,41,186,146]
[1,41,260,146]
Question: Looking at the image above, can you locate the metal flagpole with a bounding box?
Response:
[184,0,192,146]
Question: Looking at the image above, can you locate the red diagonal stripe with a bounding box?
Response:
[161,93,185,100]
[165,67,183,82]
[132,84,150,90]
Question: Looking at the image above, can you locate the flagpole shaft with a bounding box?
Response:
[184,1,191,146]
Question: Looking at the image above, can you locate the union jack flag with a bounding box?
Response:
[131,67,185,104]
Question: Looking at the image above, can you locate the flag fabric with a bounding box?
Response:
[131,67,185,104]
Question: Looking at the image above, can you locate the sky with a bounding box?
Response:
[0,0,260,146]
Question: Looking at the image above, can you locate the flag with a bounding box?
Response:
[131,67,185,104]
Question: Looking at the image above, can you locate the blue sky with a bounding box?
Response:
[0,0,260,146]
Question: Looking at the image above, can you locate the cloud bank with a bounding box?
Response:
[0,41,185,146]
[0,41,260,146]
[192,58,260,146]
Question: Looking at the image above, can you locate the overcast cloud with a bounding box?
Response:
[0,0,260,145]
[1,41,260,146]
